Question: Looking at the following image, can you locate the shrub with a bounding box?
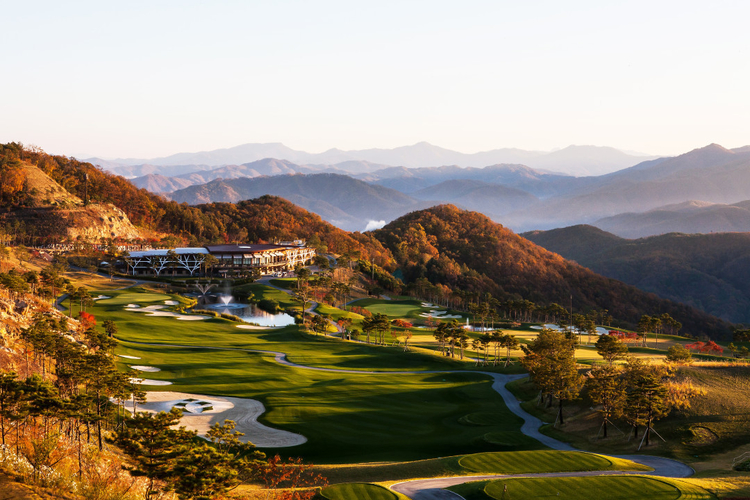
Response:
[192,309,220,318]
[219,312,243,322]
[666,344,693,364]
[257,299,280,313]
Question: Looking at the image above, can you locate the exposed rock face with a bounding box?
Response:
[1,162,144,242]
[62,203,142,240]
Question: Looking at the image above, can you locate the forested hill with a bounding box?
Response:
[0,143,392,264]
[524,225,750,324]
[374,205,730,339]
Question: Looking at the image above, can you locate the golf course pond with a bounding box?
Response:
[204,302,296,327]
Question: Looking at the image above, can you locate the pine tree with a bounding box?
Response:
[521,328,584,426]
[115,408,197,498]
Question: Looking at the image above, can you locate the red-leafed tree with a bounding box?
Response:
[78,311,96,330]
[609,330,638,343]
[686,341,723,355]
[392,319,413,328]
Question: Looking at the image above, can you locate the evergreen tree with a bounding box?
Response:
[116,408,197,499]
[521,328,584,426]
[586,365,626,438]
[595,334,628,365]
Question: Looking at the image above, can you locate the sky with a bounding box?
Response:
[2,0,750,159]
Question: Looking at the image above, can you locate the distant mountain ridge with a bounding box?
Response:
[87,142,657,177]
[164,173,434,231]
[501,144,750,231]
[594,199,750,238]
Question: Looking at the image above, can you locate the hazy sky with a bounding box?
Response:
[2,1,749,159]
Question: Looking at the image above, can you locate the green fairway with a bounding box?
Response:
[450,476,715,500]
[457,450,650,474]
[93,287,540,463]
[320,483,407,500]
[315,302,364,322]
[240,283,301,311]
[269,278,296,289]
[349,298,467,322]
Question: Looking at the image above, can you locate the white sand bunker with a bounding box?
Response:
[129,365,161,372]
[164,300,179,305]
[93,295,111,301]
[421,302,440,308]
[124,304,209,321]
[130,378,173,386]
[419,310,463,319]
[124,391,306,448]
[118,354,141,359]
[236,324,283,330]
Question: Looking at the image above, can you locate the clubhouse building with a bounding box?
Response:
[122,242,315,277]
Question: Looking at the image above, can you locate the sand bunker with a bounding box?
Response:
[130,378,173,386]
[421,303,440,308]
[93,295,111,301]
[124,304,209,321]
[164,300,179,305]
[129,365,161,372]
[124,391,306,448]
[236,324,283,330]
[419,310,462,319]
[118,354,141,360]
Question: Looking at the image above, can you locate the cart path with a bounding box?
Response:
[119,339,693,500]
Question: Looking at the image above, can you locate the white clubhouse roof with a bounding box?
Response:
[128,248,209,258]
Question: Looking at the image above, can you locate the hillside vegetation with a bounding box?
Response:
[524,225,750,323]
[374,205,730,339]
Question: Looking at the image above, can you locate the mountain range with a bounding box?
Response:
[142,143,750,236]
[87,142,657,177]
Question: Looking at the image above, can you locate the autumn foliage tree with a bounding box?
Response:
[253,454,328,500]
[685,341,724,355]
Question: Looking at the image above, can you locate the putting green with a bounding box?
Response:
[321,483,406,500]
[480,476,713,500]
[457,451,649,474]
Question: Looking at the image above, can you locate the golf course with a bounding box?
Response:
[89,283,724,499]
